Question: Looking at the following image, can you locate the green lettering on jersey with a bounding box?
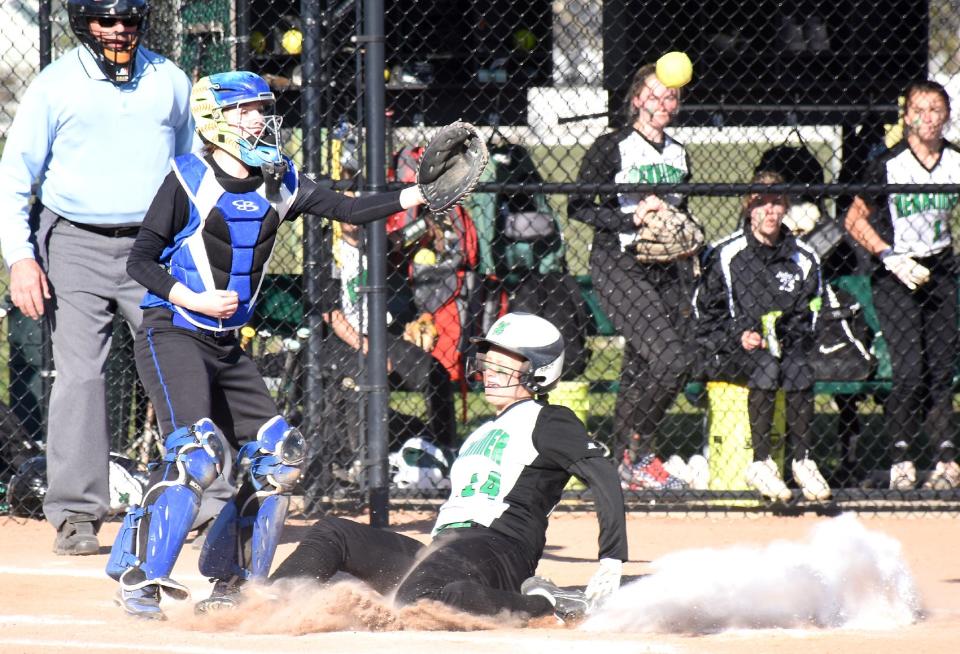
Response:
[461,428,510,464]
[893,192,960,218]
[625,164,684,185]
[460,471,501,499]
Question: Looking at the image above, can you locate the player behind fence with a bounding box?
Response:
[105,70,438,619]
[270,312,628,622]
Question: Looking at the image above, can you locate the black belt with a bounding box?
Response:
[66,220,140,238]
[171,312,238,341]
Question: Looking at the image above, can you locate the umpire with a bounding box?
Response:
[0,0,194,554]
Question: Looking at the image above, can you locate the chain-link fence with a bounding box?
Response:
[2,1,960,520]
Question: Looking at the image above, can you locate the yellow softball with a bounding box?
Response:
[281,29,303,56]
[656,51,693,88]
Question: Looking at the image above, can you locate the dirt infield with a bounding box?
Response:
[0,510,957,653]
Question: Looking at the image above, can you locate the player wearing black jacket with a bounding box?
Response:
[696,172,831,502]
[271,313,628,622]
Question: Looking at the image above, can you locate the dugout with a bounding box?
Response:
[603,0,928,128]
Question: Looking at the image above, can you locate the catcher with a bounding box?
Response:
[108,70,486,619]
[568,60,704,491]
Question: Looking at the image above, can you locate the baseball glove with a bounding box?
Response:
[403,313,439,352]
[633,206,705,263]
[417,122,488,213]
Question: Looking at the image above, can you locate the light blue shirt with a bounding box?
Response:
[0,45,195,266]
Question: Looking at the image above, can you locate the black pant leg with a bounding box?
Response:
[270,516,423,596]
[394,528,550,616]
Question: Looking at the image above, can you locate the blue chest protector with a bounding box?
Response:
[142,152,299,331]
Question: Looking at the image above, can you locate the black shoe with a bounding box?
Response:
[53,514,100,556]
[520,575,589,622]
[195,578,244,614]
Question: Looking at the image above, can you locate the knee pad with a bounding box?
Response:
[106,418,224,586]
[198,416,303,581]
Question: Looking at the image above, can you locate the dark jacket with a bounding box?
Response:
[695,222,822,359]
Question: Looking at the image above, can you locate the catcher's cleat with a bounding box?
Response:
[115,584,166,621]
[745,458,792,502]
[195,578,244,615]
[791,457,832,501]
[521,575,589,623]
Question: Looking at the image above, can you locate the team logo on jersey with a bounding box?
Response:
[232,199,260,212]
[776,270,798,292]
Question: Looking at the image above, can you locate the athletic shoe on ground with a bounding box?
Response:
[791,458,832,501]
[521,575,589,623]
[923,460,960,490]
[53,514,99,556]
[745,457,792,502]
[663,455,693,485]
[687,454,710,490]
[619,452,688,490]
[115,584,165,620]
[195,578,244,614]
[890,460,917,491]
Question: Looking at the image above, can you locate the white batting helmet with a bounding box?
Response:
[471,312,565,394]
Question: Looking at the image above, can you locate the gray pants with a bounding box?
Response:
[40,217,234,529]
[42,217,144,529]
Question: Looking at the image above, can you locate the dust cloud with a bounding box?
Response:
[583,514,922,634]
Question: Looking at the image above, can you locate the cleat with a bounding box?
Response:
[115,584,166,620]
[521,575,589,623]
[791,458,831,501]
[687,454,710,490]
[195,578,244,614]
[745,458,792,502]
[890,461,917,491]
[923,461,960,490]
[53,514,100,556]
[619,452,687,490]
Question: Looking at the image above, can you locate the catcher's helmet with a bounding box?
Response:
[7,455,48,518]
[470,312,564,394]
[191,71,284,167]
[67,0,149,84]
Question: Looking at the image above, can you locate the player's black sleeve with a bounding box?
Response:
[532,405,628,562]
[126,172,191,300]
[291,175,404,225]
[568,133,636,234]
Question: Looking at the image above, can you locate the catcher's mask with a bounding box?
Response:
[467,312,564,394]
[191,71,284,168]
[68,0,149,84]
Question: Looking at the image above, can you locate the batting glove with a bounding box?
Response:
[882,251,931,290]
[585,557,623,610]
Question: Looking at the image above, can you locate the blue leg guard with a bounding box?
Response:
[199,416,304,584]
[106,418,224,617]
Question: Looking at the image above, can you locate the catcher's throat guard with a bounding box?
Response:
[417,122,489,212]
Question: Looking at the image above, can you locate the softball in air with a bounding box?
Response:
[282,29,303,55]
[656,51,693,88]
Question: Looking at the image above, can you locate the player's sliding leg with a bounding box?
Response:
[106,418,224,619]
[195,415,305,613]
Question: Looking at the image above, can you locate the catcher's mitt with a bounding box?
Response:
[403,313,439,352]
[633,207,705,263]
[417,122,488,213]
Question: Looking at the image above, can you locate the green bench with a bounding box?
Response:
[575,274,895,398]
